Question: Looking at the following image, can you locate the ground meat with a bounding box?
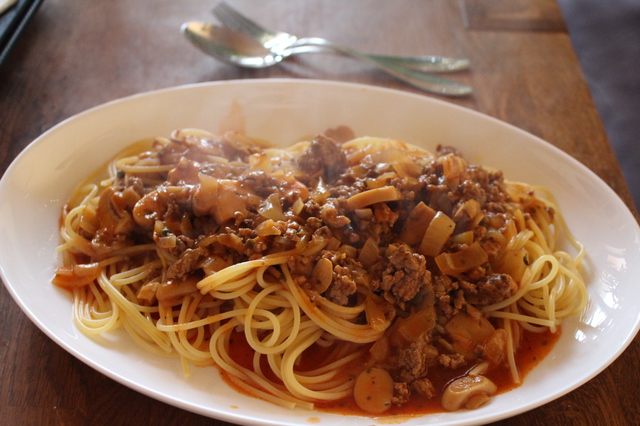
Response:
[391,382,410,405]
[326,265,357,305]
[166,247,207,280]
[305,216,323,230]
[465,266,488,282]
[124,176,146,196]
[372,203,399,226]
[396,346,429,382]
[163,195,188,229]
[288,254,314,277]
[465,273,517,306]
[340,224,361,244]
[453,289,466,310]
[297,134,347,183]
[320,201,350,228]
[427,184,455,215]
[438,353,467,369]
[312,225,333,241]
[454,179,486,205]
[433,274,460,318]
[373,244,432,302]
[243,170,278,198]
[480,234,504,262]
[293,247,364,305]
[411,378,436,399]
[367,203,399,244]
[395,334,439,383]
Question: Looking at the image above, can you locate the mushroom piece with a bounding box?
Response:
[311,257,333,293]
[441,375,497,411]
[353,367,395,414]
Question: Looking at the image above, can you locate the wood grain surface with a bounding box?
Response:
[0,1,637,425]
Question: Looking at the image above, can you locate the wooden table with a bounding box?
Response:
[1,1,637,425]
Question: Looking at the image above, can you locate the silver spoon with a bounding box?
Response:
[181,22,473,97]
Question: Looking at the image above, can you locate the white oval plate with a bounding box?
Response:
[1,79,639,426]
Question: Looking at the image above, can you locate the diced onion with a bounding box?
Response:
[502,219,518,243]
[492,247,527,282]
[248,152,273,173]
[366,172,398,189]
[259,193,286,221]
[52,263,100,290]
[311,178,331,203]
[255,220,282,236]
[451,230,475,246]
[419,211,455,257]
[369,335,390,362]
[454,199,481,220]
[201,255,232,275]
[444,309,495,359]
[215,180,248,223]
[395,306,437,343]
[156,235,177,249]
[364,294,389,332]
[440,153,468,181]
[354,208,374,219]
[291,197,305,216]
[435,241,488,276]
[79,204,99,235]
[192,173,219,217]
[400,202,437,246]
[156,276,199,305]
[358,237,380,268]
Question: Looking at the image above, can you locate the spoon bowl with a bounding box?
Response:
[182,22,284,68]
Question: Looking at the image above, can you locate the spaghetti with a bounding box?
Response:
[53,127,587,414]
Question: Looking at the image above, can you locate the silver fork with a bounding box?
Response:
[212,2,472,96]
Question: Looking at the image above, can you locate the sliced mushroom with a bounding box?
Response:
[353,367,394,414]
[467,361,490,377]
[441,375,497,411]
[345,185,401,210]
[311,258,333,293]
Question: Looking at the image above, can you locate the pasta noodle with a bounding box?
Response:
[53,127,588,414]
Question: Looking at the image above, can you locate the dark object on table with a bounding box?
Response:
[0,0,45,67]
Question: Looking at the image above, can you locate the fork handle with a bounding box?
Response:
[286,44,470,73]
[290,38,472,96]
[366,54,470,73]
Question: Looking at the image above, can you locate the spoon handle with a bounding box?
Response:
[286,44,469,73]
[291,38,473,97]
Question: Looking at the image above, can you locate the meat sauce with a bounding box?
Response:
[54,128,585,418]
[222,326,560,416]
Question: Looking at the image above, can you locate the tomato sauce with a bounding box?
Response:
[221,326,560,417]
